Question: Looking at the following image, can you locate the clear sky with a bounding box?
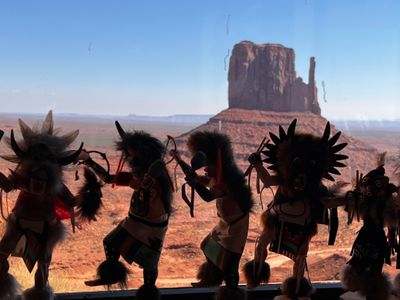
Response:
[0,0,399,120]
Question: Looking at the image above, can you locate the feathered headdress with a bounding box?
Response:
[2,110,83,165]
[261,119,348,182]
[360,153,396,194]
[187,131,235,187]
[187,131,234,167]
[114,121,165,173]
[113,121,172,214]
[187,130,253,212]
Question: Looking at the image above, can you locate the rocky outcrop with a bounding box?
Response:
[228,41,320,114]
[174,109,378,181]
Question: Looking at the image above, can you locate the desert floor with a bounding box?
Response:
[1,115,399,292]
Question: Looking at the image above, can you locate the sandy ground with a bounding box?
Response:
[0,115,399,292]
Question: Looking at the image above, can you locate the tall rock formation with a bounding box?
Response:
[228,41,321,114]
[174,41,378,182]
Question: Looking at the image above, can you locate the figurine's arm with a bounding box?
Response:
[248,153,280,187]
[320,195,347,208]
[193,182,222,202]
[78,149,112,183]
[320,182,351,208]
[0,172,14,193]
[170,149,220,202]
[84,157,114,184]
[185,173,223,202]
[196,175,211,186]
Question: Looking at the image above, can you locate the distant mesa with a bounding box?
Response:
[228,41,320,114]
[174,41,378,178]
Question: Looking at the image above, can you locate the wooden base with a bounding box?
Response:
[273,296,310,300]
[339,291,366,300]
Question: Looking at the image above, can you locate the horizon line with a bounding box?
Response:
[0,111,399,122]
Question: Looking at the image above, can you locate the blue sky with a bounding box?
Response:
[0,0,399,120]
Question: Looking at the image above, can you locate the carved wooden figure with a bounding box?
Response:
[341,155,400,300]
[81,121,173,300]
[0,111,83,300]
[173,131,253,300]
[244,119,348,300]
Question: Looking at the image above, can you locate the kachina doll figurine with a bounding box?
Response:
[341,154,400,300]
[171,131,253,300]
[244,119,348,300]
[0,111,83,300]
[81,121,173,300]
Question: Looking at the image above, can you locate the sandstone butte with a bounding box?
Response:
[175,41,379,181]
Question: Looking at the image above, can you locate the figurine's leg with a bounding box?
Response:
[0,256,10,277]
[23,253,54,300]
[23,222,65,300]
[215,258,246,300]
[292,239,310,279]
[143,269,158,285]
[362,271,390,300]
[0,217,23,262]
[243,210,276,288]
[136,269,161,300]
[216,266,246,300]
[281,240,313,299]
[192,235,224,287]
[0,218,22,300]
[34,261,49,290]
[85,225,130,288]
[34,249,52,290]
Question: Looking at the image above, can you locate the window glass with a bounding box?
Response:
[0,0,399,293]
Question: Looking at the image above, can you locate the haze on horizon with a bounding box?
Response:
[0,0,399,120]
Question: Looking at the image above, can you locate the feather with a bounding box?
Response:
[269,132,280,145]
[333,161,346,168]
[323,173,335,181]
[332,143,347,153]
[377,152,386,167]
[41,110,54,135]
[61,130,79,146]
[327,131,341,146]
[322,122,331,142]
[267,165,278,171]
[265,144,277,151]
[242,260,270,288]
[263,158,275,164]
[329,167,341,175]
[90,260,130,289]
[333,154,349,161]
[279,125,287,140]
[195,261,224,286]
[287,119,297,137]
[76,168,103,222]
[18,119,34,141]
